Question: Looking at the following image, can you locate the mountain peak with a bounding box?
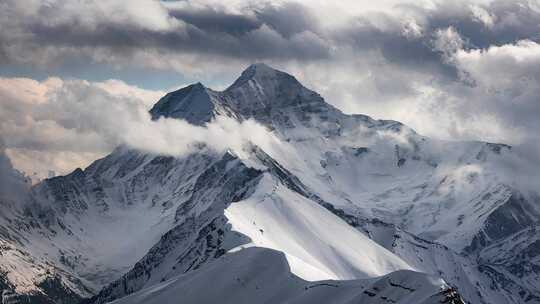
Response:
[244,63,279,78]
[149,63,298,119]
[148,63,334,126]
[226,63,299,93]
[242,62,278,76]
[246,62,276,73]
[149,82,215,125]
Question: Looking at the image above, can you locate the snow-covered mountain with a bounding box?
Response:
[0,63,538,304]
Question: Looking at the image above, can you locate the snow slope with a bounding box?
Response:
[110,247,461,304]
[225,174,411,281]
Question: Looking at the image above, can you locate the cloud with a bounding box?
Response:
[0,77,278,178]
[2,0,538,89]
[0,139,29,202]
[0,77,156,177]
[449,39,540,139]
[367,37,540,145]
[0,0,331,73]
[2,0,540,72]
[432,27,464,62]
[469,4,496,28]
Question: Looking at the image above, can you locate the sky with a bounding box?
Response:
[2,0,540,179]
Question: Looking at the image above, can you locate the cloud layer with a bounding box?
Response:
[0,77,279,178]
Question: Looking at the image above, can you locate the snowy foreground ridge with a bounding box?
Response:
[0,63,538,304]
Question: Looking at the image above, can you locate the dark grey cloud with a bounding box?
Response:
[168,6,260,36]
[0,137,29,202]
[0,0,330,68]
[254,2,320,38]
[325,0,540,83]
[411,1,540,48]
[3,0,539,78]
[335,20,460,81]
[0,75,279,178]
